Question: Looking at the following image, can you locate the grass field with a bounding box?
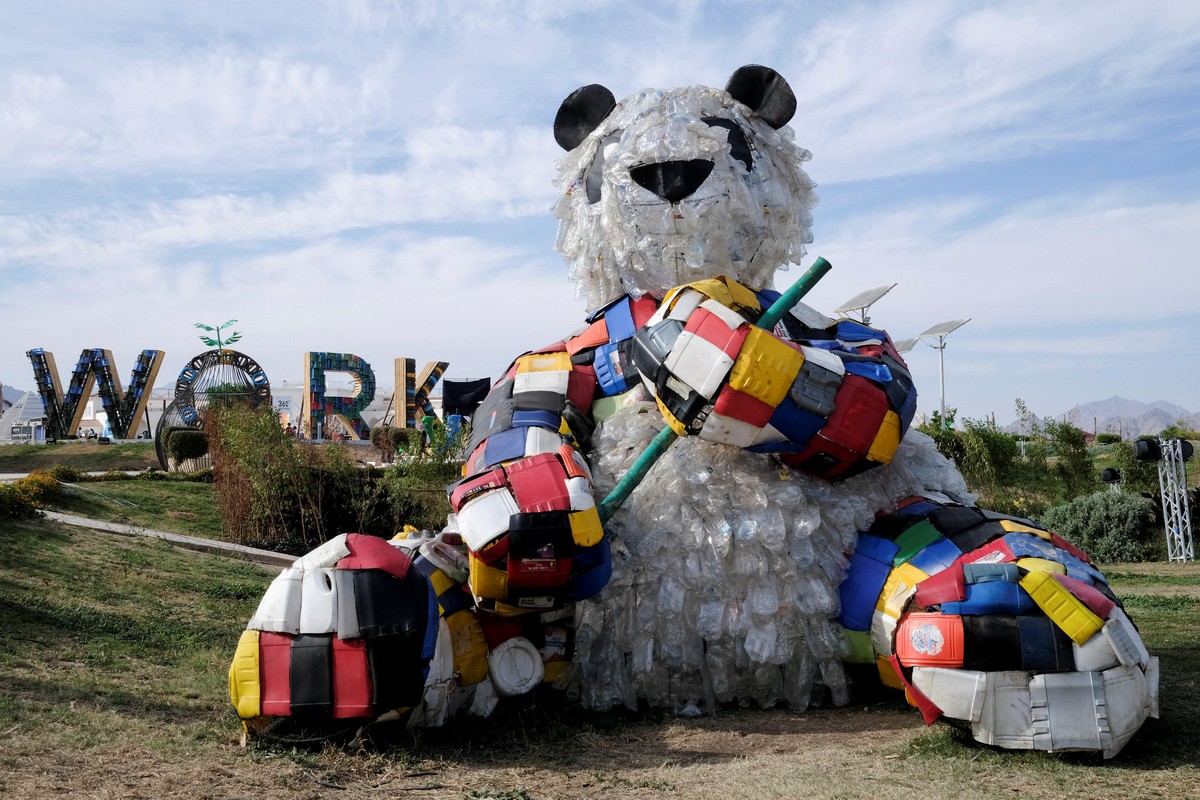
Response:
[0,441,160,474]
[49,477,225,538]
[1,517,1198,800]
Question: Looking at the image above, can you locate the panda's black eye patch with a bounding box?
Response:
[703,117,753,172]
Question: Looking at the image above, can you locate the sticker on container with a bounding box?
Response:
[909,623,945,656]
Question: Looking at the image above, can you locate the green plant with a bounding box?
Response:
[1038,490,1155,563]
[926,407,957,431]
[1043,418,1099,500]
[166,429,209,461]
[202,404,396,548]
[12,470,60,507]
[0,484,39,520]
[1160,419,1200,440]
[375,420,468,531]
[390,426,413,450]
[370,425,394,451]
[48,464,81,483]
[1111,441,1160,495]
[1096,433,1122,445]
[204,381,254,408]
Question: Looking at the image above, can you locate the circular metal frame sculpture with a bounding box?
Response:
[155,349,271,471]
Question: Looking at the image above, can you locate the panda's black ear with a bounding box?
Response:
[726,65,796,129]
[554,84,617,151]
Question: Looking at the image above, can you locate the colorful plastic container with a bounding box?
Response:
[259,631,293,716]
[331,637,373,719]
[289,634,333,715]
[895,612,965,668]
[228,629,261,719]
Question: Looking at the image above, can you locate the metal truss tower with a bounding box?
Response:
[1158,438,1195,562]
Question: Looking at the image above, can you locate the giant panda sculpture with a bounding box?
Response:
[229,66,1158,758]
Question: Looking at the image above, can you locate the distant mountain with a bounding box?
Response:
[1004,396,1199,439]
[1,383,33,408]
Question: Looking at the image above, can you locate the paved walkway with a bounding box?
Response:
[41,510,293,570]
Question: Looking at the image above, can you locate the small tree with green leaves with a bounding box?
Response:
[1160,419,1200,440]
[1043,418,1098,500]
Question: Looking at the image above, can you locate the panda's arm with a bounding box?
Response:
[630,276,918,480]
[447,343,608,614]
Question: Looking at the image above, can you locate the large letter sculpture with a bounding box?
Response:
[393,358,449,429]
[27,348,164,439]
[301,352,376,440]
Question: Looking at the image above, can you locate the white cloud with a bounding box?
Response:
[3,0,1200,428]
[789,0,1200,181]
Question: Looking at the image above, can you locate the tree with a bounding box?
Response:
[1043,418,1098,500]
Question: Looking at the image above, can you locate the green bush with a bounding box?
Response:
[1096,433,1122,445]
[1039,490,1156,563]
[1043,419,1098,499]
[167,429,209,461]
[1111,441,1160,495]
[0,483,39,520]
[12,470,60,506]
[48,464,81,483]
[390,427,414,450]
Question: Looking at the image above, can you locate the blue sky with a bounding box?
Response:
[3,0,1199,426]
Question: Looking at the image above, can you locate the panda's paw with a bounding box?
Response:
[840,497,1158,758]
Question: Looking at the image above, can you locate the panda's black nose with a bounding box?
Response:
[630,159,714,202]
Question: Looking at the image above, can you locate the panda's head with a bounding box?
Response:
[553,65,818,311]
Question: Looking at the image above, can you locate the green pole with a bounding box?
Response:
[597,257,832,523]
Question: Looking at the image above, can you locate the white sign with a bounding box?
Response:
[273,397,292,413]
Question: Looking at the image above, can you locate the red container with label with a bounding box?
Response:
[895,612,965,668]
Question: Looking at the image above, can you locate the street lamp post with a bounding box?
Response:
[915,319,970,430]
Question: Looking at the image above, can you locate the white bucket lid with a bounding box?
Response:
[487,636,545,697]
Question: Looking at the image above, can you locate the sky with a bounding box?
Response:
[3,0,1199,426]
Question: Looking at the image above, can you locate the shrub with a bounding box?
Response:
[48,464,81,483]
[1096,433,1122,445]
[390,427,414,451]
[204,405,393,548]
[1111,441,1160,495]
[1043,419,1098,500]
[370,425,393,450]
[1039,490,1155,563]
[167,429,209,461]
[0,484,39,520]
[916,420,963,465]
[380,460,460,531]
[12,470,60,507]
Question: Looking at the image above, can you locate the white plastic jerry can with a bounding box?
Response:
[299,567,338,634]
[297,533,351,572]
[248,566,303,634]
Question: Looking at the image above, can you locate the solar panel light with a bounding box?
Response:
[1101,467,1121,484]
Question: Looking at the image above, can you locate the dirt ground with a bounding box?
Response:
[3,703,928,800]
[6,700,1190,800]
